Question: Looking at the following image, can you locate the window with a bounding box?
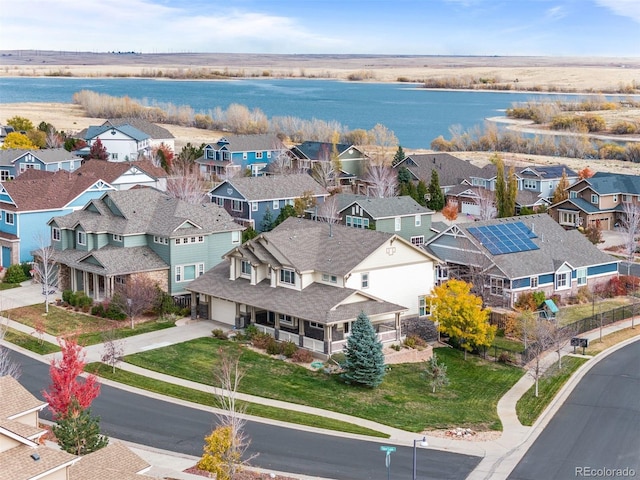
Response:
[280,268,296,285]
[570,191,578,199]
[242,152,248,160]
[322,273,337,284]
[217,197,224,207]
[411,236,424,246]
[115,276,126,285]
[52,227,61,242]
[231,200,242,212]
[241,260,251,276]
[436,265,449,281]
[523,179,536,190]
[623,195,632,203]
[560,211,579,226]
[490,277,504,295]
[361,272,369,289]
[250,202,258,212]
[419,296,431,316]
[154,235,168,245]
[112,234,123,242]
[591,194,598,205]
[576,268,587,286]
[0,170,11,181]
[555,272,569,290]
[345,216,369,229]
[531,276,538,288]
[5,212,14,225]
[231,230,241,244]
[20,164,41,173]
[308,321,323,329]
[395,217,401,231]
[176,236,204,245]
[278,314,295,327]
[415,215,421,227]
[256,152,263,159]
[77,230,86,245]
[272,200,280,210]
[175,263,205,282]
[111,153,118,160]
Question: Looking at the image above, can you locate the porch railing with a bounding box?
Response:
[303,337,324,353]
[279,330,299,344]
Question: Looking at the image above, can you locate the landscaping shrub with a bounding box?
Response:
[211,329,227,340]
[498,352,515,364]
[4,264,28,284]
[75,292,93,309]
[281,341,298,358]
[404,334,427,349]
[20,262,33,279]
[62,289,73,304]
[251,332,274,350]
[243,324,258,340]
[291,348,314,363]
[91,303,106,317]
[265,338,282,356]
[105,302,126,321]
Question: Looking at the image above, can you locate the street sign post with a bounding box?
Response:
[380,446,396,480]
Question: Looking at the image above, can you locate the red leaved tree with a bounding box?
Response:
[43,337,100,420]
[578,167,595,180]
[89,138,109,161]
[442,200,459,223]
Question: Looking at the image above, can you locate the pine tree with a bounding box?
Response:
[422,353,450,393]
[53,400,109,456]
[416,180,428,207]
[426,170,445,211]
[260,208,274,232]
[392,145,406,166]
[551,169,570,204]
[494,155,507,217]
[342,311,386,388]
[505,165,517,217]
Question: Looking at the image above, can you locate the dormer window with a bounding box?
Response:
[52,227,61,242]
[322,273,337,284]
[241,260,251,276]
[591,194,598,205]
[280,268,296,285]
[77,231,86,246]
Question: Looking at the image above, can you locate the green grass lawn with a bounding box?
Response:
[491,336,525,353]
[85,362,387,438]
[124,339,524,432]
[558,298,632,326]
[2,304,175,346]
[516,356,589,426]
[3,327,60,355]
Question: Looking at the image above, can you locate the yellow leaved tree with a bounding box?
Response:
[2,132,39,150]
[429,279,496,359]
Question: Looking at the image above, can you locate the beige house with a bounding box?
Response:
[0,375,153,480]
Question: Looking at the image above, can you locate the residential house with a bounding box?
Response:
[209,174,329,231]
[549,172,640,230]
[0,148,83,181]
[0,169,116,266]
[329,194,435,245]
[186,217,438,356]
[48,188,243,300]
[424,214,619,308]
[0,375,154,480]
[102,118,175,152]
[0,125,16,146]
[394,153,483,194]
[81,124,151,161]
[76,159,168,191]
[288,141,368,179]
[519,165,578,201]
[196,134,286,179]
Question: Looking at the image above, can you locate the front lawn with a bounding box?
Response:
[124,339,524,432]
[558,298,632,326]
[2,327,60,355]
[2,304,175,345]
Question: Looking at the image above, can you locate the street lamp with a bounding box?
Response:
[412,436,429,480]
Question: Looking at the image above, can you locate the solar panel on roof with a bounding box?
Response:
[468,221,539,255]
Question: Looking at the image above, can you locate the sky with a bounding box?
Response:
[1,0,639,56]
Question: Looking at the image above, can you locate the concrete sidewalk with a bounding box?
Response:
[3,280,640,479]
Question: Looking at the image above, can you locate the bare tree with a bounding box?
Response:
[46,127,63,148]
[0,322,21,379]
[472,187,496,220]
[32,233,58,314]
[549,318,578,369]
[366,123,398,166]
[317,195,341,224]
[100,330,126,374]
[526,318,555,397]
[113,275,159,329]
[364,164,397,198]
[620,201,640,274]
[166,166,208,205]
[311,161,335,190]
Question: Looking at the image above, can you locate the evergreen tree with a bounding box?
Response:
[260,208,274,232]
[397,166,411,185]
[551,169,570,204]
[342,311,386,388]
[272,204,297,228]
[53,400,109,456]
[416,180,429,207]
[242,227,258,243]
[392,145,406,166]
[494,154,507,217]
[505,165,517,217]
[426,170,445,211]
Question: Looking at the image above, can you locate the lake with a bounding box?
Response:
[0,77,570,149]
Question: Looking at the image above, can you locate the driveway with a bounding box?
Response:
[0,280,51,310]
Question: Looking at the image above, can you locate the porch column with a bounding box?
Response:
[190,291,197,320]
[324,324,332,355]
[70,268,76,291]
[82,271,88,296]
[274,313,280,340]
[235,303,241,329]
[250,306,256,325]
[395,313,401,341]
[93,274,99,301]
[298,320,305,347]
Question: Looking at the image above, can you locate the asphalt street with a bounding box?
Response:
[508,340,640,480]
[12,349,481,480]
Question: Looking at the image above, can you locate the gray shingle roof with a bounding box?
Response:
[219,174,328,201]
[51,246,168,276]
[84,124,149,142]
[211,134,284,152]
[336,194,433,219]
[426,214,618,279]
[104,118,174,139]
[397,153,484,187]
[0,148,81,166]
[50,188,243,237]
[584,172,640,195]
[186,262,406,324]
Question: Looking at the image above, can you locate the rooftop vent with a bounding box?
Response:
[31,453,40,461]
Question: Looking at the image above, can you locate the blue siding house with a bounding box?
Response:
[0,169,115,267]
[209,174,329,232]
[196,134,286,178]
[0,148,84,181]
[48,188,243,300]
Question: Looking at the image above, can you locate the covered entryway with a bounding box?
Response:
[1,246,11,267]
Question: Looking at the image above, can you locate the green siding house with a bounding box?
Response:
[48,188,243,300]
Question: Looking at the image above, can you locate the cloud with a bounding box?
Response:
[594,0,640,22]
[545,6,567,20]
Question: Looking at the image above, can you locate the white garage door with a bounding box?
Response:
[461,201,481,216]
[210,297,236,326]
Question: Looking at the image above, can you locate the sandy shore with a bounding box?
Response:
[2,51,640,92]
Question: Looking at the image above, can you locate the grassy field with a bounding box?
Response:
[3,327,60,355]
[559,298,632,326]
[124,338,524,432]
[2,304,175,345]
[516,356,589,426]
[85,362,387,438]
[585,327,640,355]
